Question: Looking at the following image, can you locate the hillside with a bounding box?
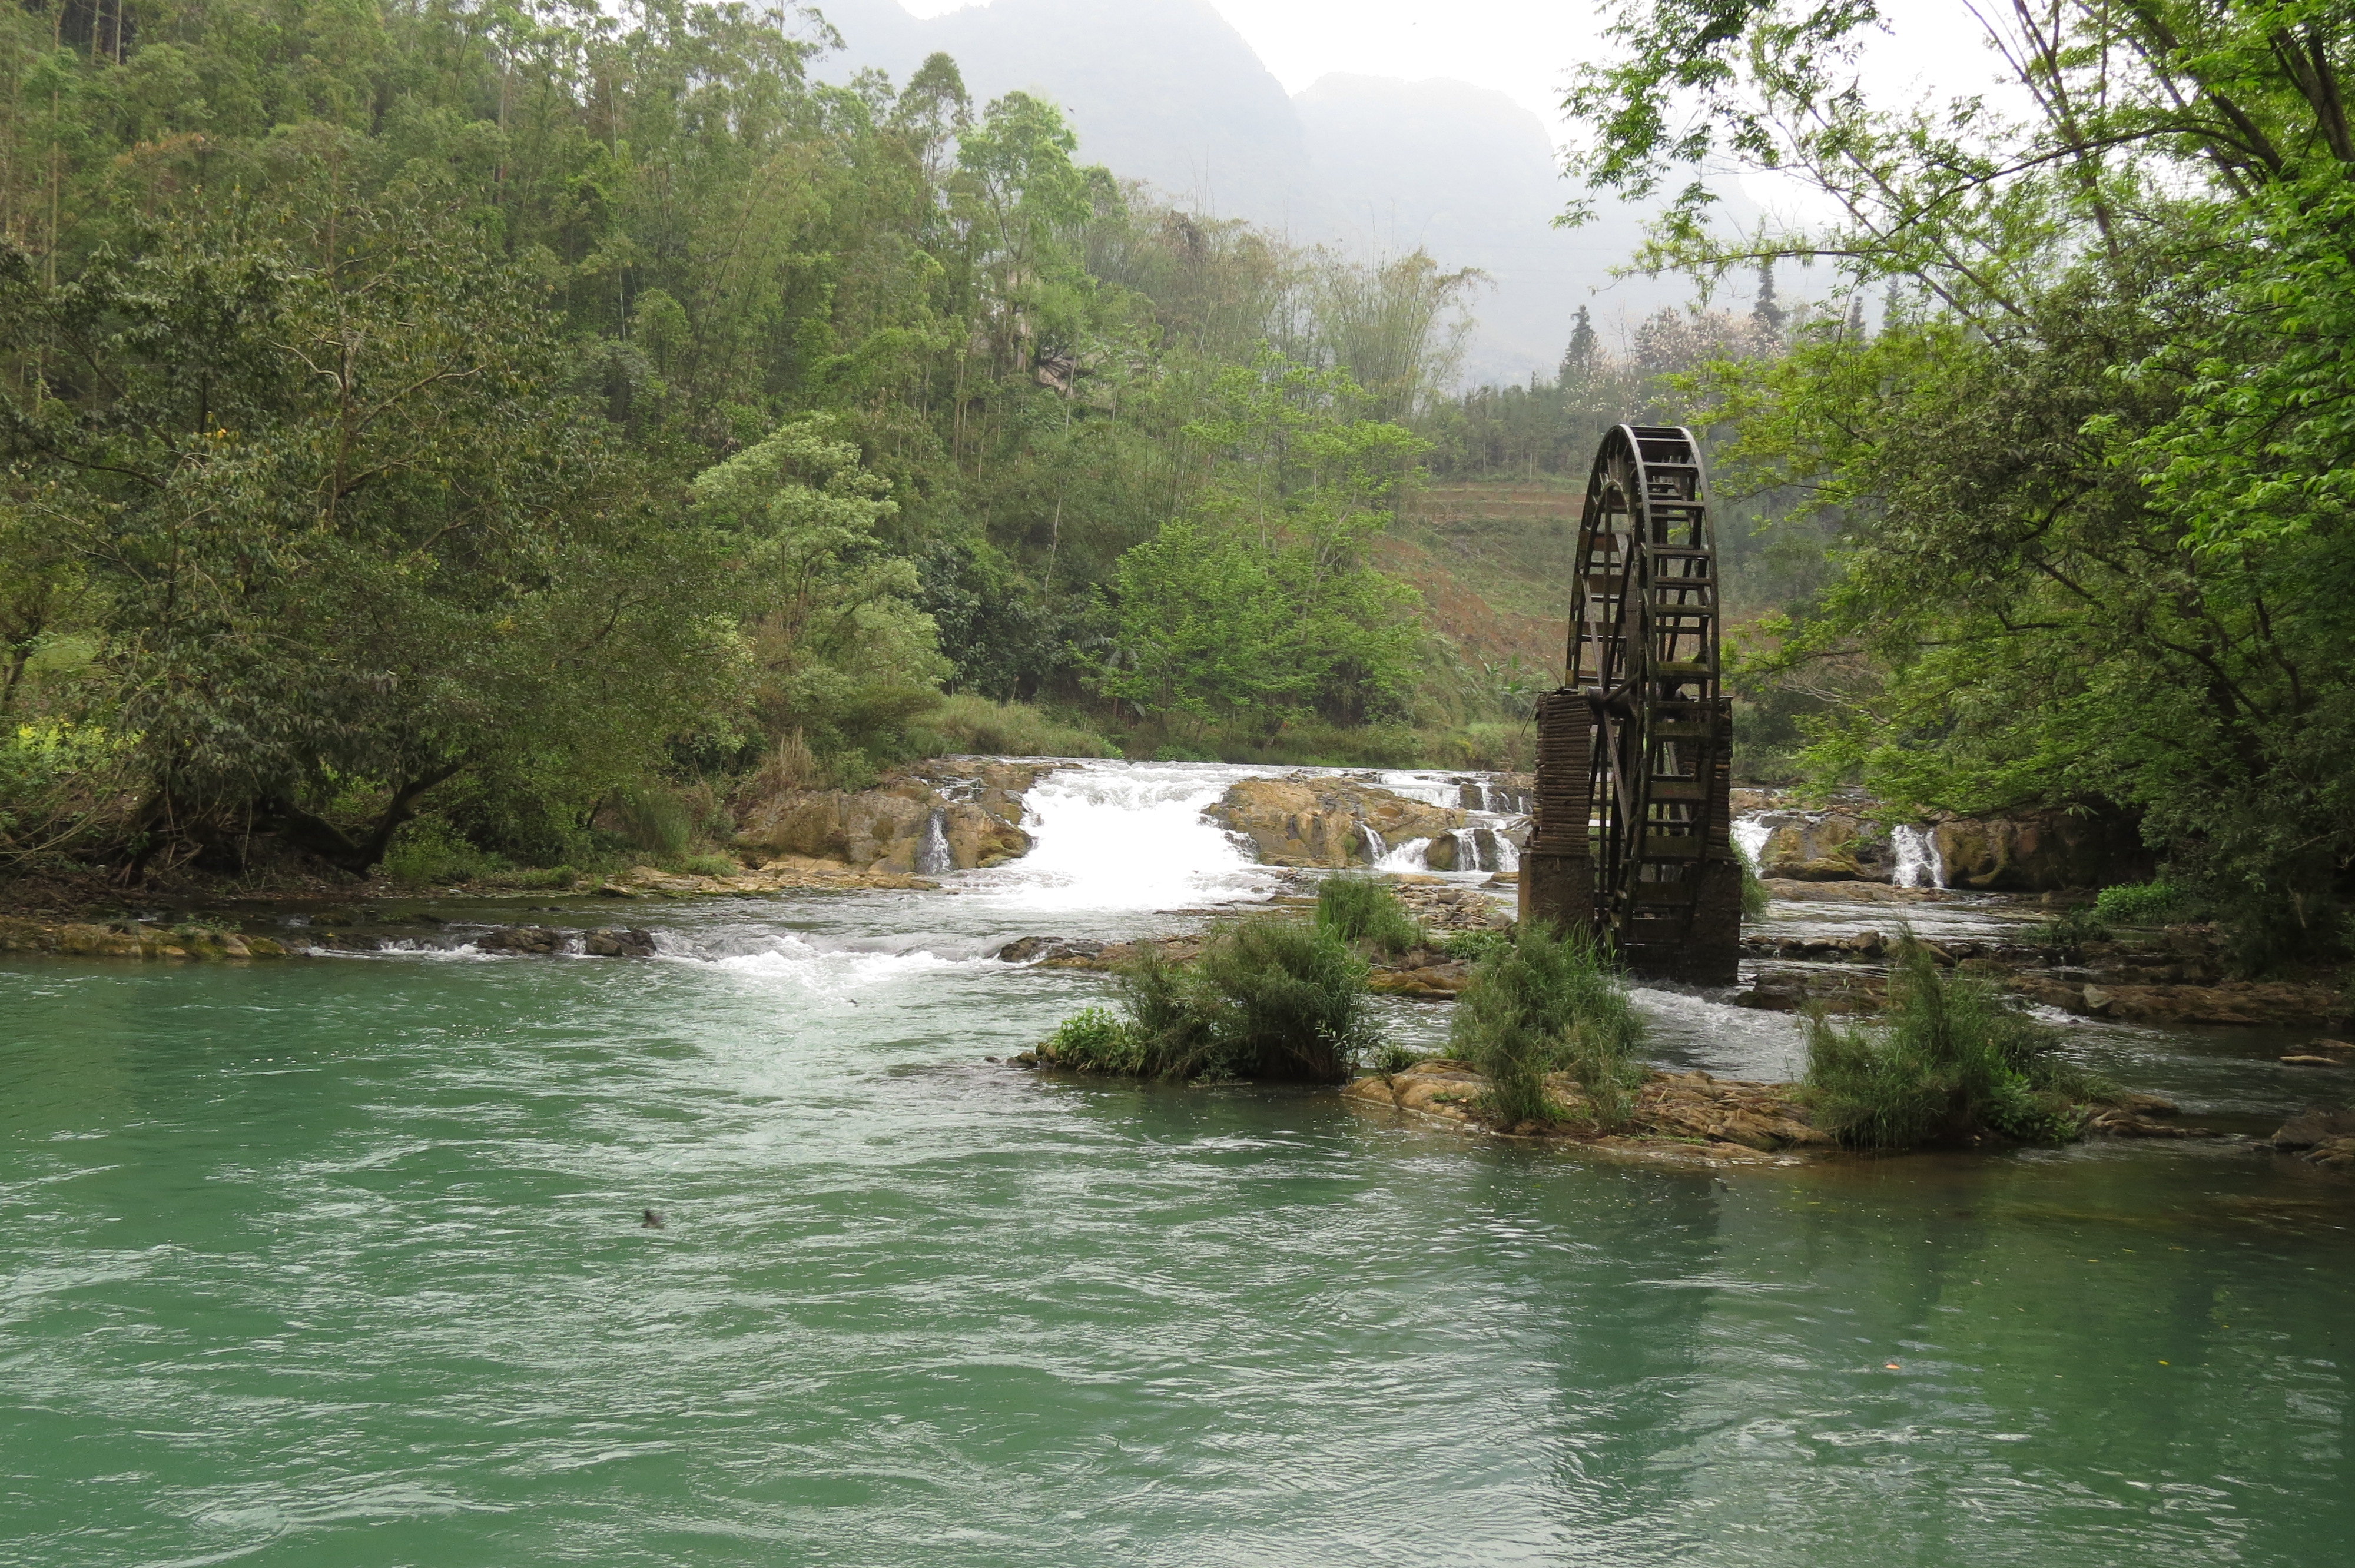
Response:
[1386,480,1581,684]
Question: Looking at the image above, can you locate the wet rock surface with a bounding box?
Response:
[1344,1062,1835,1163]
[1204,776,1464,867]
[1733,790,2150,890]
[0,916,292,961]
[732,759,1056,874]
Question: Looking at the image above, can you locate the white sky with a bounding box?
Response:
[898,0,2024,152]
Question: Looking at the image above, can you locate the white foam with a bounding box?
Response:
[1892,824,1946,889]
[958,760,1278,913]
[658,930,991,999]
[1730,816,1773,872]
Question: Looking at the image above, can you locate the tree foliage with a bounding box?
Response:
[1562,0,2355,964]
[0,0,1479,872]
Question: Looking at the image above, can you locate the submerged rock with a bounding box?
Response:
[2273,1107,2355,1152]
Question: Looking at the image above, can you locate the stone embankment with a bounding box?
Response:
[0,916,296,961]
[1346,1061,2211,1158]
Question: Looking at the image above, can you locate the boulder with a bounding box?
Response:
[1203,776,1464,867]
[735,785,931,868]
[1754,812,1893,881]
[732,760,1046,873]
[1933,810,2149,891]
[2273,1107,2355,1151]
[2304,1137,2355,1171]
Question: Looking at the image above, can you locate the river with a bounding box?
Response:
[3,760,2349,1565]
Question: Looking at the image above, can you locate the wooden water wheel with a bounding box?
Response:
[1520,424,1742,984]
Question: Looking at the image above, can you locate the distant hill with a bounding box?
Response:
[812,0,1719,385]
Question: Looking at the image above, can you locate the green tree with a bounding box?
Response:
[1097,352,1425,730]
[0,186,734,871]
[1560,0,2355,964]
[692,414,947,772]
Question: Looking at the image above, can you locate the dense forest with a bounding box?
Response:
[0,0,1539,880]
[1,0,2348,971]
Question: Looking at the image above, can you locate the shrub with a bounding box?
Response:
[1371,1041,1421,1075]
[1051,921,1381,1083]
[2034,903,2111,946]
[2093,881,2201,926]
[382,816,504,886]
[605,785,692,856]
[1046,1006,1145,1074]
[1193,919,1382,1082]
[674,852,739,876]
[1740,855,1770,919]
[1316,876,1424,956]
[1450,923,1645,1128]
[1438,927,1512,962]
[1805,935,2111,1147]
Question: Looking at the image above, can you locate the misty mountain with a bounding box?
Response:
[812,0,1716,386]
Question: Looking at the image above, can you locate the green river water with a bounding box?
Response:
[4,762,2350,1566]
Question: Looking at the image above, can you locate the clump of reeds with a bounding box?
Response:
[1041,918,1381,1084]
[1449,922,1646,1128]
[1805,934,2112,1146]
[1314,875,1424,956]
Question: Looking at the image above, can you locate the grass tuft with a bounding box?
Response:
[1315,876,1424,956]
[1045,920,1382,1083]
[1449,922,1645,1128]
[1805,934,2113,1147]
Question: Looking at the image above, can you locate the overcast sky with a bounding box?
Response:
[896,0,2024,153]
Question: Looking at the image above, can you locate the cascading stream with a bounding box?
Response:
[961,760,1276,914]
[1892,823,1946,889]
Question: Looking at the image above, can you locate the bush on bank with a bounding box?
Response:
[1315,876,1424,956]
[1042,919,1381,1083]
[1804,935,2112,1147]
[1448,923,1646,1128]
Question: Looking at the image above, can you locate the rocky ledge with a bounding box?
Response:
[1735,924,2348,1028]
[1344,1062,1835,1164]
[0,916,295,961]
[732,758,1059,875]
[2273,1107,2355,1171]
[1735,792,2148,890]
[1348,1062,2208,1158]
[591,860,937,898]
[1205,775,1469,867]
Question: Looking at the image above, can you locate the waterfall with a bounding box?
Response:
[1373,836,1431,872]
[1451,827,1488,872]
[1892,824,1946,889]
[1359,823,1388,865]
[914,809,954,876]
[1730,816,1772,873]
[963,762,1269,913]
[1493,832,1520,873]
